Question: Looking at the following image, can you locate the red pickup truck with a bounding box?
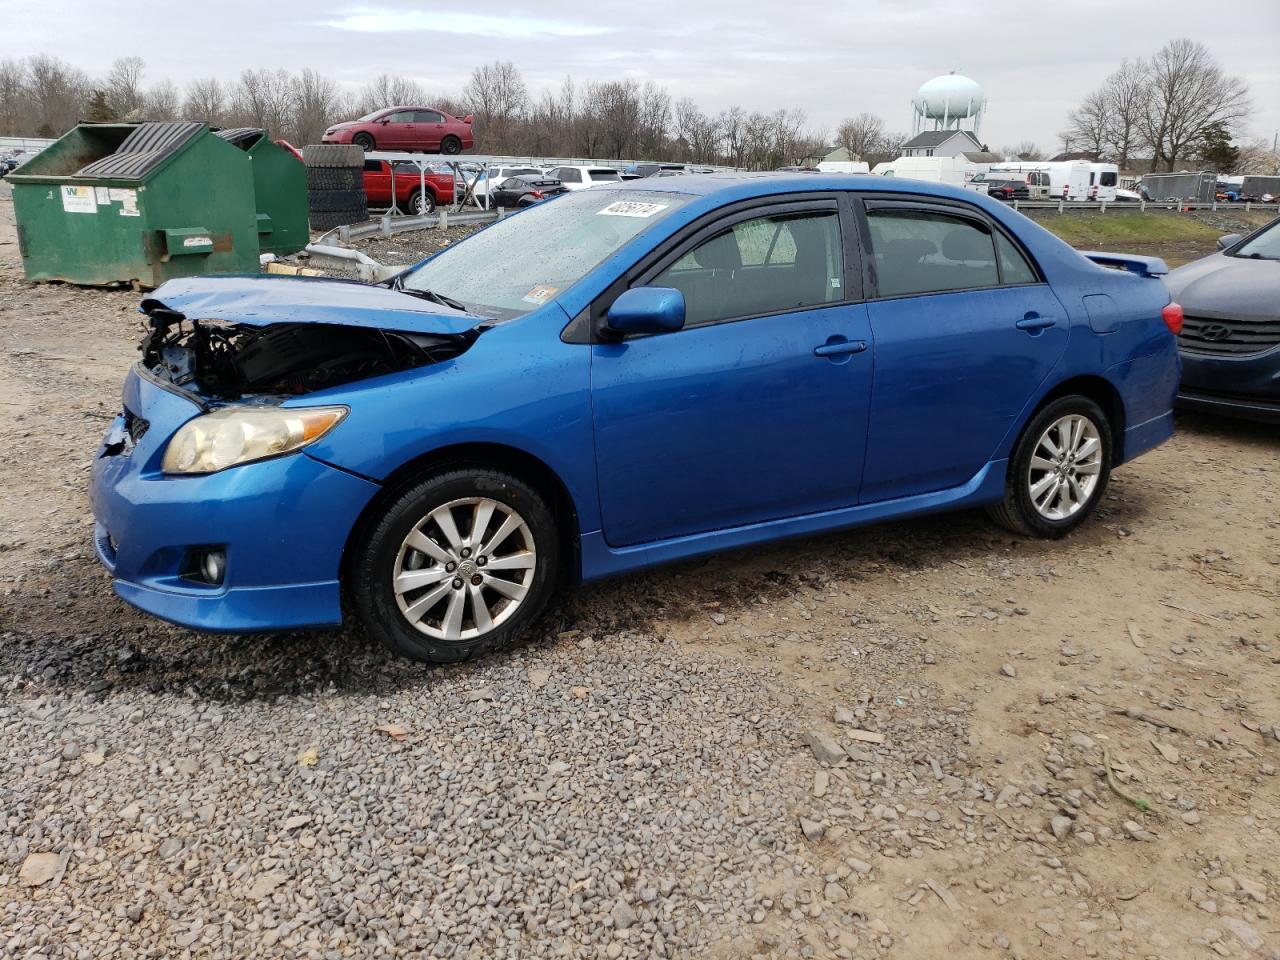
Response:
[363,160,456,214]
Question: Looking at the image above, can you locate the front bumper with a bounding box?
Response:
[1178,345,1280,424]
[1176,389,1280,423]
[90,371,381,633]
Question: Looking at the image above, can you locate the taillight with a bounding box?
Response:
[530,190,544,199]
[1162,301,1184,335]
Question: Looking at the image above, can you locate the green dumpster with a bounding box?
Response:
[8,121,259,287]
[215,128,308,257]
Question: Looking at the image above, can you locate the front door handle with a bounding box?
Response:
[1015,313,1057,332]
[814,338,868,358]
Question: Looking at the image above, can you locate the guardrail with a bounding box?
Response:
[1009,199,1279,213]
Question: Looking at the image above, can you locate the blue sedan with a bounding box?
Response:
[91,174,1182,662]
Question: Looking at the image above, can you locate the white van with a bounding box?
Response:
[872,156,987,193]
[990,161,1090,201]
[816,160,871,174]
[1087,163,1119,202]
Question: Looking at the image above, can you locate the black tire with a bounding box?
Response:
[406,189,435,215]
[302,144,364,168]
[306,167,363,191]
[307,187,368,213]
[349,468,560,664]
[987,395,1113,538]
[309,208,370,231]
[440,135,462,155]
[352,132,375,152]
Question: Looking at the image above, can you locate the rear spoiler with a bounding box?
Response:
[1080,251,1169,278]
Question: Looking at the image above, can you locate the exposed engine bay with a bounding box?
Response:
[140,308,477,400]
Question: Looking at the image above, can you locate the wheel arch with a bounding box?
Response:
[341,442,583,588]
[1032,375,1126,463]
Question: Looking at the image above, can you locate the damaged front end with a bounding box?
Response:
[136,277,486,401]
[140,309,477,400]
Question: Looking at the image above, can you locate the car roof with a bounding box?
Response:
[608,171,994,205]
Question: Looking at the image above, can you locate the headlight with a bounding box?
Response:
[161,406,347,475]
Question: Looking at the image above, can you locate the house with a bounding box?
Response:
[901,129,984,158]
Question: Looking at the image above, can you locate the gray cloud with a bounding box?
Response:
[6,0,1278,152]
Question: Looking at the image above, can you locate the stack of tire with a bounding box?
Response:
[303,144,369,231]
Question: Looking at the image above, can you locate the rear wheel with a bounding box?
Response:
[440,135,462,155]
[350,468,559,664]
[352,132,375,152]
[987,396,1112,538]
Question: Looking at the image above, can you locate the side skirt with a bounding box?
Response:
[578,460,1009,582]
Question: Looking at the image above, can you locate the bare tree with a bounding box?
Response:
[463,60,527,150]
[1102,58,1148,168]
[183,78,226,126]
[230,68,293,136]
[144,79,179,120]
[359,74,426,114]
[106,56,146,119]
[26,54,90,136]
[636,82,671,159]
[1139,39,1250,170]
[834,113,885,161]
[1062,88,1108,157]
[291,68,341,144]
[0,58,28,136]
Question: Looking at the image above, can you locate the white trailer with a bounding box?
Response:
[871,156,986,192]
[990,160,1091,201]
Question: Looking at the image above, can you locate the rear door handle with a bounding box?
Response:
[1016,314,1057,331]
[814,338,868,358]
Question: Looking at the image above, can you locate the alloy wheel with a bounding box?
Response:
[392,497,536,641]
[1027,414,1103,521]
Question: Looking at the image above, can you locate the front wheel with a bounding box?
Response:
[987,396,1112,538]
[352,132,375,151]
[406,189,435,215]
[349,468,559,663]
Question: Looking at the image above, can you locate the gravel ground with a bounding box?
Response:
[1,184,1278,959]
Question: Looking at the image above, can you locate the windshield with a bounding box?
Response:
[355,111,383,122]
[401,189,691,319]
[1234,219,1280,260]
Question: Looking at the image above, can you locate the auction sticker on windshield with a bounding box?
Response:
[597,201,669,218]
[521,285,558,305]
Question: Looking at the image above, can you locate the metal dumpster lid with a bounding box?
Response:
[76,120,205,179]
[215,127,266,148]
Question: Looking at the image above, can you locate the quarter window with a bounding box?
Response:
[651,211,844,327]
[866,209,999,297]
[995,232,1038,284]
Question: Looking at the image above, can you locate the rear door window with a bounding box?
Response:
[415,110,444,123]
[1100,171,1117,186]
[866,208,999,297]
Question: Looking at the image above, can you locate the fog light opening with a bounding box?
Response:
[182,547,227,586]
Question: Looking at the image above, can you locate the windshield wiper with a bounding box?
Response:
[391,279,469,312]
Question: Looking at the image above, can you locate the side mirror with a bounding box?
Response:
[1216,233,1241,251]
[378,117,390,125]
[605,287,685,336]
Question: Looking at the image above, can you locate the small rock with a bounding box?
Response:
[1000,663,1017,678]
[805,730,846,765]
[610,898,638,930]
[824,881,848,902]
[61,742,81,761]
[19,852,62,887]
[120,802,141,823]
[1181,810,1201,826]
[813,770,829,798]
[283,815,311,831]
[1050,815,1073,841]
[1122,820,1152,842]
[710,613,726,625]
[527,668,551,690]
[247,870,287,900]
[465,687,496,702]
[1235,877,1266,903]
[1220,917,1264,951]
[799,817,825,842]
[847,857,873,875]
[833,706,855,725]
[126,903,144,923]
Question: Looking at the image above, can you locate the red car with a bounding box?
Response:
[362,160,456,215]
[322,106,474,155]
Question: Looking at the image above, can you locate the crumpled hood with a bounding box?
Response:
[142,275,485,335]
[1164,253,1280,322]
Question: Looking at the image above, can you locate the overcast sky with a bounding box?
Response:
[7,1,1279,152]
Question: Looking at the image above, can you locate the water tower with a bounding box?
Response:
[912,72,987,137]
